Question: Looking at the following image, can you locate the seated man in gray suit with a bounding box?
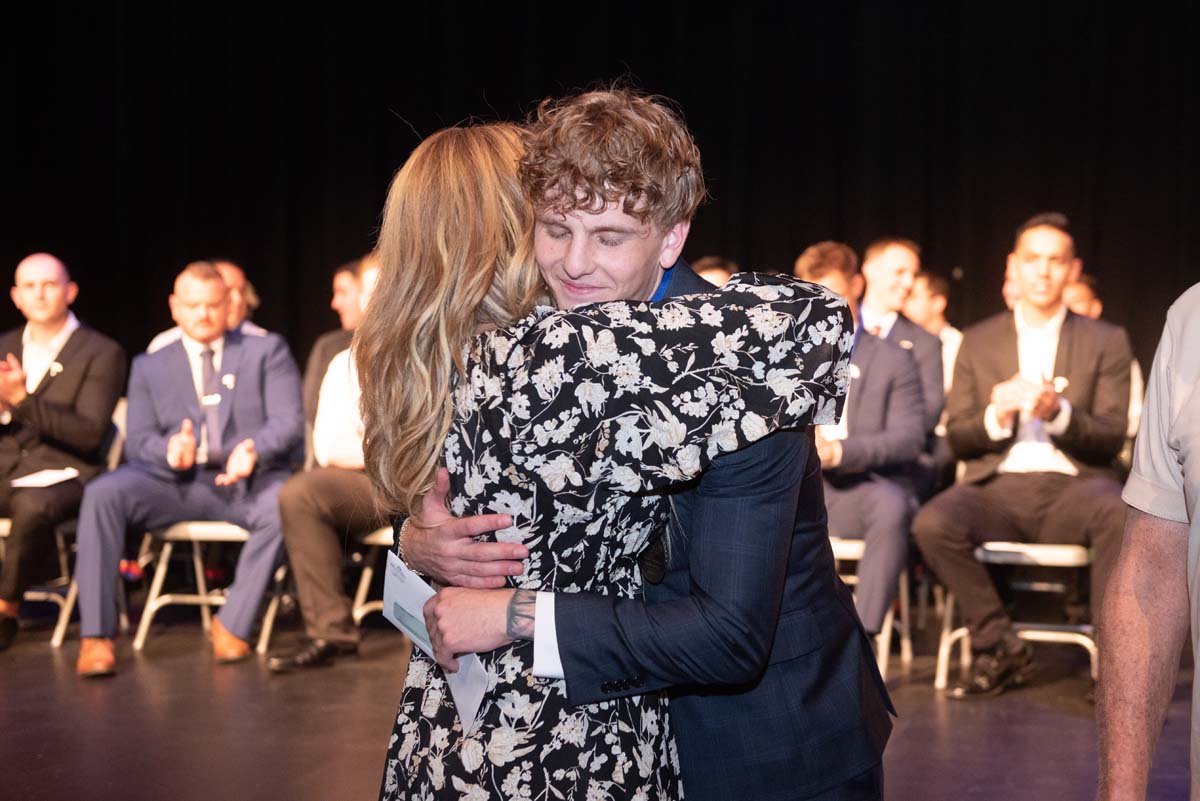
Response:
[795,242,926,636]
[74,261,303,677]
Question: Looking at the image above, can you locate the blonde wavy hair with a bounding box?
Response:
[356,123,546,519]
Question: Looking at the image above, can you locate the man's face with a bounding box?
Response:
[903,276,941,331]
[1008,226,1080,313]
[862,244,919,312]
[170,275,229,344]
[330,271,362,330]
[11,256,77,326]
[215,261,248,329]
[533,201,689,307]
[1063,282,1102,319]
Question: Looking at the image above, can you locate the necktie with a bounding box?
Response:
[200,348,223,465]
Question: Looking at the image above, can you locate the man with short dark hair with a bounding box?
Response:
[74,261,303,677]
[267,260,385,672]
[913,212,1134,700]
[0,253,125,651]
[860,237,944,436]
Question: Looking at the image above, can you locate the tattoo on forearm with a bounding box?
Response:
[506,590,536,640]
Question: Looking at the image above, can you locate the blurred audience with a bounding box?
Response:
[74,261,303,677]
[692,255,739,286]
[1065,274,1143,439]
[0,254,126,651]
[268,259,385,672]
[904,271,962,396]
[795,242,925,636]
[147,260,266,353]
[859,238,945,437]
[913,213,1134,700]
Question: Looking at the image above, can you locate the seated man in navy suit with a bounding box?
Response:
[795,241,925,637]
[399,88,893,800]
[74,261,303,677]
[0,253,126,651]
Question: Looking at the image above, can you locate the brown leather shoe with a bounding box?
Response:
[211,617,252,663]
[77,637,116,678]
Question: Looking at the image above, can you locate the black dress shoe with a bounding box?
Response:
[267,639,358,673]
[0,615,18,652]
[949,639,1035,700]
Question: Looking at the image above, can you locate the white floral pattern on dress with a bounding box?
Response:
[381,273,854,801]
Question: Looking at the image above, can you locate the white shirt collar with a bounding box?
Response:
[22,311,80,354]
[859,305,899,338]
[1014,301,1067,337]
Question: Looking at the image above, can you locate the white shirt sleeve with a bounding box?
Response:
[983,403,1014,441]
[312,350,366,470]
[531,591,565,681]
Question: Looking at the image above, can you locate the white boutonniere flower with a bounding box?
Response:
[850,364,861,380]
[1053,376,1070,393]
[221,374,236,390]
[48,362,63,377]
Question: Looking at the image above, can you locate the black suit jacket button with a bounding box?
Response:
[601,681,613,693]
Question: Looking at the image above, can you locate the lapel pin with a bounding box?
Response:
[850,364,861,380]
[221,374,236,390]
[899,340,914,350]
[1053,376,1070,393]
[48,362,63,377]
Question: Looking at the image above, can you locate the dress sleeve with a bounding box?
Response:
[474,273,854,495]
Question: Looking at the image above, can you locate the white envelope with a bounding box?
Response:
[10,467,80,488]
[383,550,489,734]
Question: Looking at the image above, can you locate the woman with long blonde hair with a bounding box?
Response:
[359,121,854,800]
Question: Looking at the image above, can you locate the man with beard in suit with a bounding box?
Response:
[0,253,125,651]
[913,212,1133,699]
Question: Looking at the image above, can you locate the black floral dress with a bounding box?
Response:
[380,273,854,801]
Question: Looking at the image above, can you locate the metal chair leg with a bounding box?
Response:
[134,541,174,652]
[256,564,288,655]
[191,542,213,633]
[898,571,913,666]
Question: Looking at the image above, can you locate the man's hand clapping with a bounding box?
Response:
[167,419,197,471]
[0,354,29,409]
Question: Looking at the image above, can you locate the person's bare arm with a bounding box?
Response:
[1097,507,1190,801]
[401,468,527,588]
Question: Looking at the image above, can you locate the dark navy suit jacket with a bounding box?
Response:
[125,327,304,482]
[554,263,894,801]
[827,332,925,489]
[883,313,944,435]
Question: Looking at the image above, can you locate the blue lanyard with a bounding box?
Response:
[649,267,675,302]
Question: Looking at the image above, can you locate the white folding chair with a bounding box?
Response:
[934,542,1097,689]
[829,536,912,678]
[350,526,395,625]
[133,521,287,655]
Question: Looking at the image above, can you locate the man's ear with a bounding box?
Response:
[657,219,691,268]
[10,287,19,311]
[1069,259,1083,284]
[932,294,948,318]
[849,273,865,303]
[66,282,79,306]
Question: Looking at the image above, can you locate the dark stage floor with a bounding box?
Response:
[1,605,1191,801]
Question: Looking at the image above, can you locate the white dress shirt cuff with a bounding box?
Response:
[1043,397,1073,436]
[984,403,1014,441]
[531,591,565,680]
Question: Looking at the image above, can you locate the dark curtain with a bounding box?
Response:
[6,3,1196,370]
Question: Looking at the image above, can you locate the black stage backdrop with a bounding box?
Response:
[5,4,1197,371]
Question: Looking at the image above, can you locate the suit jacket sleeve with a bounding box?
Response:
[247,335,304,465]
[553,431,806,706]
[914,332,946,432]
[836,349,925,472]
[10,337,127,456]
[945,331,1012,459]
[125,353,173,468]
[1052,325,1133,463]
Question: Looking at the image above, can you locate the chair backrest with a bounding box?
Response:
[106,398,127,471]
